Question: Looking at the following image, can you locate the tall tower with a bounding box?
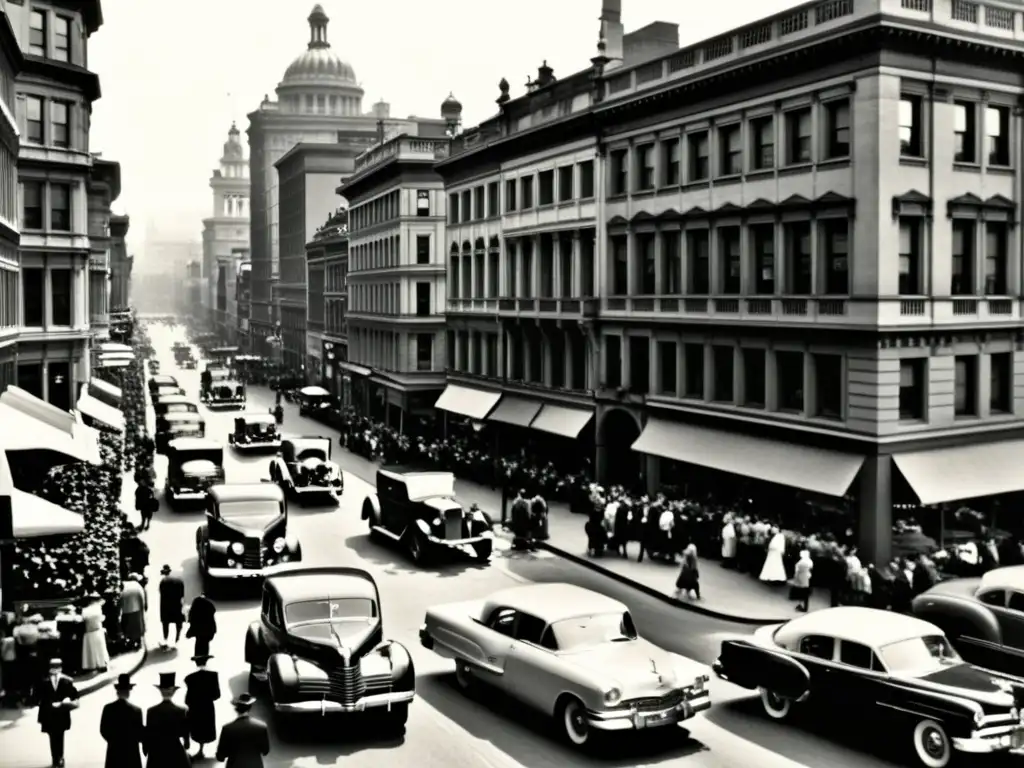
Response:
[212,123,249,218]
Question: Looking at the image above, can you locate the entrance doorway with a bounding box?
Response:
[599,408,642,491]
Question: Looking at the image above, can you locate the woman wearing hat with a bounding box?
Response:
[81,593,109,673]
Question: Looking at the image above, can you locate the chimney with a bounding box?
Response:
[599,0,624,72]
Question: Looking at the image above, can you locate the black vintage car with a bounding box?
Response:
[196,483,300,583]
[362,467,492,565]
[244,566,414,729]
[712,606,1024,767]
[202,367,245,409]
[165,438,224,505]
[148,375,179,397]
[155,412,206,454]
[228,413,281,451]
[152,394,200,419]
[268,437,342,503]
[296,385,333,418]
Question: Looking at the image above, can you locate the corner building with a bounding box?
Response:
[0,6,23,391]
[439,0,1024,564]
[305,208,348,396]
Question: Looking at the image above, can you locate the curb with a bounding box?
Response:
[78,645,148,697]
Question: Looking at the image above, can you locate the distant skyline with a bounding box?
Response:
[86,0,801,254]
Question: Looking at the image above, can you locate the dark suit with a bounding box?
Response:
[100,698,144,768]
[183,668,220,744]
[144,699,191,768]
[37,673,79,764]
[186,595,217,656]
[215,714,270,768]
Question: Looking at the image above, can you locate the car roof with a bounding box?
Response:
[379,466,452,482]
[299,385,330,396]
[155,394,192,404]
[238,412,275,424]
[168,437,220,452]
[483,583,625,623]
[162,412,203,422]
[266,566,378,604]
[209,482,283,503]
[978,565,1024,592]
[285,436,330,446]
[774,606,942,648]
[150,375,177,385]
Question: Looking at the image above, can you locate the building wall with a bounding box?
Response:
[0,5,22,390]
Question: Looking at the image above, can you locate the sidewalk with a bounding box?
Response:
[250,386,826,624]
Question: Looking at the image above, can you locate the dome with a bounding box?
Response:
[441,92,462,118]
[279,5,358,89]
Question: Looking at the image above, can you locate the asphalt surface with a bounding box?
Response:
[2,323,1009,767]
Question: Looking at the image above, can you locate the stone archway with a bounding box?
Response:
[598,407,642,491]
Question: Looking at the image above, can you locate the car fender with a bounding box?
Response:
[267,653,299,700]
[244,622,265,666]
[377,641,415,691]
[714,639,810,699]
[412,518,431,537]
[880,679,983,737]
[195,524,207,552]
[362,494,380,522]
[912,595,1002,645]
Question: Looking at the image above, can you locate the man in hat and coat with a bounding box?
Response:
[100,674,144,768]
[144,672,191,768]
[158,564,185,649]
[36,657,79,768]
[186,591,217,657]
[216,692,270,767]
[184,654,220,759]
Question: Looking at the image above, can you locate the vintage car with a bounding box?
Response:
[296,385,333,417]
[164,437,224,504]
[268,437,343,502]
[913,565,1024,681]
[362,467,492,564]
[244,565,414,727]
[182,356,197,370]
[152,394,200,419]
[196,483,300,581]
[228,413,281,451]
[155,412,206,454]
[148,375,179,397]
[712,606,1024,767]
[420,582,710,746]
[202,369,245,410]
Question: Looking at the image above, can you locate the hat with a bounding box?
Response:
[231,692,257,709]
[155,672,178,690]
[160,564,172,575]
[192,654,213,663]
[114,674,135,691]
[48,657,62,668]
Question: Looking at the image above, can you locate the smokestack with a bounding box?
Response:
[600,0,624,71]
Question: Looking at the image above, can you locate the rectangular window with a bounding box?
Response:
[416,189,430,216]
[985,222,1008,294]
[954,101,977,163]
[662,138,680,185]
[954,355,977,416]
[415,234,430,265]
[899,219,922,295]
[900,96,923,157]
[557,166,573,202]
[687,230,710,294]
[684,344,704,398]
[688,132,709,181]
[22,180,43,229]
[751,224,775,294]
[416,334,433,371]
[460,190,471,222]
[661,230,681,294]
[578,160,594,198]
[750,116,773,170]
[51,101,69,148]
[610,149,628,195]
[558,237,572,298]
[899,359,925,420]
[25,95,43,144]
[785,108,812,164]
[486,182,499,216]
[718,125,742,176]
[784,221,811,294]
[814,354,843,419]
[742,348,765,407]
[658,341,677,395]
[22,267,44,326]
[520,176,534,209]
[51,268,72,325]
[825,99,850,159]
[604,335,622,388]
[611,235,628,295]
[638,233,656,294]
[712,346,734,402]
[29,10,46,56]
[636,144,655,190]
[473,186,484,219]
[538,170,554,206]
[822,219,849,295]
[990,352,1012,413]
[951,220,974,295]
[718,227,741,293]
[448,193,459,224]
[628,336,650,394]
[51,183,72,231]
[987,106,1010,166]
[54,15,70,61]
[776,351,804,412]
[504,179,517,212]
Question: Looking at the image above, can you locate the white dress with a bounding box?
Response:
[81,601,110,671]
[759,532,788,583]
[721,523,737,559]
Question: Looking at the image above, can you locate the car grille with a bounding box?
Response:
[242,537,262,569]
[620,690,685,712]
[444,508,463,540]
[297,665,366,704]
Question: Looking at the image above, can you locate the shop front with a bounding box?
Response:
[336,360,372,413]
[9,340,85,415]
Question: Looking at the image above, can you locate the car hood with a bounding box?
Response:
[560,639,683,696]
[288,620,381,662]
[422,496,460,513]
[895,664,1016,707]
[218,513,284,536]
[181,460,220,477]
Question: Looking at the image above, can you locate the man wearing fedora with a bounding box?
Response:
[100,674,144,768]
[144,672,191,768]
[36,657,79,768]
[184,653,220,760]
[157,564,185,649]
[185,591,217,658]
[215,692,270,767]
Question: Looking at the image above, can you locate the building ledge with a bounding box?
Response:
[19,232,90,251]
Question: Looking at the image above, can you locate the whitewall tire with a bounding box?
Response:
[912,719,952,768]
[559,697,590,747]
[759,687,792,720]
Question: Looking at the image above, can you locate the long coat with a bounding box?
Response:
[186,595,217,641]
[215,714,271,768]
[100,698,144,768]
[37,673,79,733]
[183,668,220,744]
[144,699,191,768]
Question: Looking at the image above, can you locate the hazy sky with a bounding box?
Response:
[86,0,801,252]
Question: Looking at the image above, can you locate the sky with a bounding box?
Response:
[86,0,803,254]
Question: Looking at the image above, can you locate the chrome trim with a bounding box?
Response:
[274,689,414,714]
[587,691,711,731]
[426,533,492,546]
[205,566,264,578]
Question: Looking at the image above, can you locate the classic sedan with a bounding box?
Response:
[419,583,710,747]
[269,437,343,502]
[712,606,1024,767]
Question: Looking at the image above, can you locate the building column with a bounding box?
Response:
[552,237,561,299]
[572,231,582,297]
[540,328,552,387]
[531,236,541,297]
[858,455,893,565]
[625,230,636,296]
[653,227,664,294]
[468,330,478,373]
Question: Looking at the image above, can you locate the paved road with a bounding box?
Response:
[0,323,985,767]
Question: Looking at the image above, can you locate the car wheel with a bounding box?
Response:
[558,696,591,747]
[474,539,493,563]
[454,660,477,694]
[912,719,952,768]
[407,530,427,565]
[759,687,792,720]
[248,663,266,690]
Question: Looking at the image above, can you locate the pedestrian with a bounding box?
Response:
[81,592,110,673]
[720,513,737,568]
[100,674,144,768]
[183,654,221,760]
[135,480,157,531]
[509,489,531,550]
[215,692,270,767]
[120,574,147,650]
[158,564,185,649]
[674,540,701,601]
[759,526,788,584]
[530,494,549,547]
[144,672,191,768]
[791,550,814,613]
[186,591,217,657]
[36,657,79,768]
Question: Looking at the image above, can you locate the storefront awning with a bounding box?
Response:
[337,361,372,377]
[434,384,500,420]
[99,342,133,355]
[487,396,543,428]
[97,357,131,369]
[530,404,594,438]
[893,440,1024,505]
[1,492,84,538]
[632,418,865,497]
[87,378,123,408]
[0,387,101,465]
[76,389,125,434]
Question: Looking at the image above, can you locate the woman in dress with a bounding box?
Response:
[81,593,110,673]
[674,540,701,600]
[759,527,789,584]
[791,550,814,612]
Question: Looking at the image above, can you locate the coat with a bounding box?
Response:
[158,575,185,624]
[100,698,144,768]
[792,557,814,589]
[215,714,271,768]
[37,673,79,733]
[183,668,221,744]
[186,595,216,640]
[144,699,191,768]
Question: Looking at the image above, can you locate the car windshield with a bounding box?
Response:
[219,499,281,526]
[878,635,963,676]
[284,598,376,626]
[404,473,455,501]
[549,611,638,650]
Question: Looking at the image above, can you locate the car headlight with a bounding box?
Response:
[230,542,245,555]
[603,687,622,705]
[432,517,442,526]
[273,537,286,553]
[974,709,984,726]
[226,558,236,567]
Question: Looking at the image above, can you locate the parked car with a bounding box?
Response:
[912,564,1024,681]
[711,606,1024,767]
[152,394,200,419]
[420,582,710,747]
[228,413,281,451]
[164,437,224,505]
[362,466,492,564]
[155,412,206,454]
[243,565,413,729]
[196,483,299,583]
[268,437,342,502]
[148,375,179,397]
[296,385,333,418]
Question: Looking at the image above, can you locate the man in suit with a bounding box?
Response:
[183,654,220,759]
[158,564,185,649]
[36,657,79,768]
[185,592,217,657]
[144,672,191,768]
[215,692,270,767]
[100,674,144,768]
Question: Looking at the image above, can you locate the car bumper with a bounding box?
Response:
[207,401,245,409]
[588,692,712,731]
[426,532,492,548]
[294,485,342,495]
[953,727,1024,754]
[233,440,281,450]
[168,489,210,501]
[205,566,267,579]
[274,690,415,715]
